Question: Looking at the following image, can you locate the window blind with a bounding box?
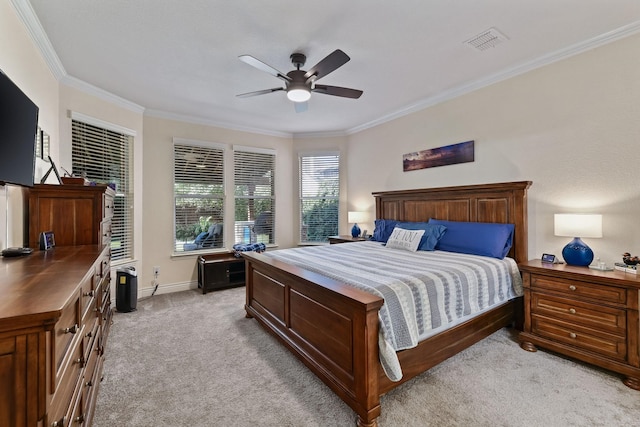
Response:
[71,119,133,261]
[299,154,339,243]
[173,142,225,252]
[234,148,275,245]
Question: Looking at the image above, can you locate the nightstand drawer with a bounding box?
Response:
[531,316,627,361]
[530,275,626,305]
[531,293,626,336]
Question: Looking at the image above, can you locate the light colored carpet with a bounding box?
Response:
[93,287,640,427]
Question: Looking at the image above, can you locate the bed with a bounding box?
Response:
[243,181,532,426]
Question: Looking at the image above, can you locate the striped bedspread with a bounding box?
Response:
[262,241,523,381]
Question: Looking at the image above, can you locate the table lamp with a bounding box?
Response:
[554,213,602,266]
[348,211,367,238]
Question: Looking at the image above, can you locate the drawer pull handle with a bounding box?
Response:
[569,285,576,291]
[569,332,577,339]
[568,308,576,314]
[74,414,85,424]
[86,380,93,387]
[75,357,86,367]
[51,416,66,427]
[83,290,95,297]
[64,324,78,334]
[86,330,93,338]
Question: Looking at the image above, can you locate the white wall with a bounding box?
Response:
[345,33,640,265]
[140,115,294,293]
[0,0,59,249]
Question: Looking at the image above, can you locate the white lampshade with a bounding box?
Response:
[554,214,602,238]
[348,211,367,224]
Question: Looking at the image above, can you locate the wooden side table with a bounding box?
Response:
[518,259,640,390]
[328,235,368,244]
[197,252,245,294]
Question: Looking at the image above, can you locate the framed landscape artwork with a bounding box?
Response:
[403,140,474,172]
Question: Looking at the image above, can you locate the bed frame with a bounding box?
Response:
[243,181,532,426]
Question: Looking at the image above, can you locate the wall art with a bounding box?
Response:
[403,140,474,172]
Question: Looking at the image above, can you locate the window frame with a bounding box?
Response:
[70,112,135,262]
[298,152,340,244]
[172,138,226,254]
[233,145,276,246]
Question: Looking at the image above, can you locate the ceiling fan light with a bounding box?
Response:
[287,87,311,102]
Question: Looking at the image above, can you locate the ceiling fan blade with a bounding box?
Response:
[304,49,350,82]
[294,102,308,113]
[236,87,284,98]
[239,55,291,82]
[312,85,363,99]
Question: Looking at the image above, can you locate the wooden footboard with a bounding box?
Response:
[243,252,384,426]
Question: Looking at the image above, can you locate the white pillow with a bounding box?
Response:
[385,227,425,252]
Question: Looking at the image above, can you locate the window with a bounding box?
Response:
[173,140,225,252]
[234,147,275,245]
[299,153,339,243]
[71,118,134,261]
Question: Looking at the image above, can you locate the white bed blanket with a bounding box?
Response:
[263,241,523,381]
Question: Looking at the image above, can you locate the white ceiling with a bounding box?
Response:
[20,0,640,137]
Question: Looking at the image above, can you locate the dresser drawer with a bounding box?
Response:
[54,298,81,373]
[530,275,626,305]
[531,315,627,361]
[101,219,112,246]
[531,292,626,336]
[103,192,115,219]
[80,269,97,321]
[50,329,84,414]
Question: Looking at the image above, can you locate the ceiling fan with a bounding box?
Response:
[237,49,363,111]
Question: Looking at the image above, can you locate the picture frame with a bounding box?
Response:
[40,155,62,184]
[541,253,556,263]
[39,231,55,251]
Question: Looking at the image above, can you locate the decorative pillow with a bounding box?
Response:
[428,219,515,259]
[385,227,425,252]
[372,219,399,243]
[396,222,447,251]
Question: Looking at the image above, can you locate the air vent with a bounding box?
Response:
[465,27,509,51]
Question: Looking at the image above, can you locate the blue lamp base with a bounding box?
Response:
[351,223,361,238]
[562,237,594,266]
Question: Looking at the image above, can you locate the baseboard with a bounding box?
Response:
[138,280,198,297]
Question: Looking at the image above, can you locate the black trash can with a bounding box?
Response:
[116,266,138,312]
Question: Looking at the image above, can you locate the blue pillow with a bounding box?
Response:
[372,219,399,243]
[395,222,447,251]
[428,219,515,259]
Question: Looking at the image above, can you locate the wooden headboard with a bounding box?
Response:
[372,181,532,263]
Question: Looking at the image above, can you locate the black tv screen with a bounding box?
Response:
[0,69,39,187]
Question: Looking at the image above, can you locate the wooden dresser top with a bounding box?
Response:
[0,245,106,330]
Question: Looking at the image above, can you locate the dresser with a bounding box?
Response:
[26,184,115,249]
[519,260,640,390]
[0,245,111,427]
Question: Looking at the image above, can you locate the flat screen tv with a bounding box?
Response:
[0,69,39,187]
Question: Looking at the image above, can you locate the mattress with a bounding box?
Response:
[263,241,523,381]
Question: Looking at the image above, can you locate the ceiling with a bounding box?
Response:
[20,0,640,137]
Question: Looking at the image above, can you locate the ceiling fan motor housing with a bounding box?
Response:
[290,53,307,69]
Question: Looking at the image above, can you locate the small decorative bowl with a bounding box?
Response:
[623,258,640,266]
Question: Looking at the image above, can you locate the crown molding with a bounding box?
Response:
[10,0,66,79]
[144,109,293,139]
[346,20,640,135]
[60,75,145,114]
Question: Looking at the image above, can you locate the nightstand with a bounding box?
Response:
[518,260,640,390]
[328,235,367,244]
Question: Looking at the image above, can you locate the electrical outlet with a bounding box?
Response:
[153,266,160,277]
